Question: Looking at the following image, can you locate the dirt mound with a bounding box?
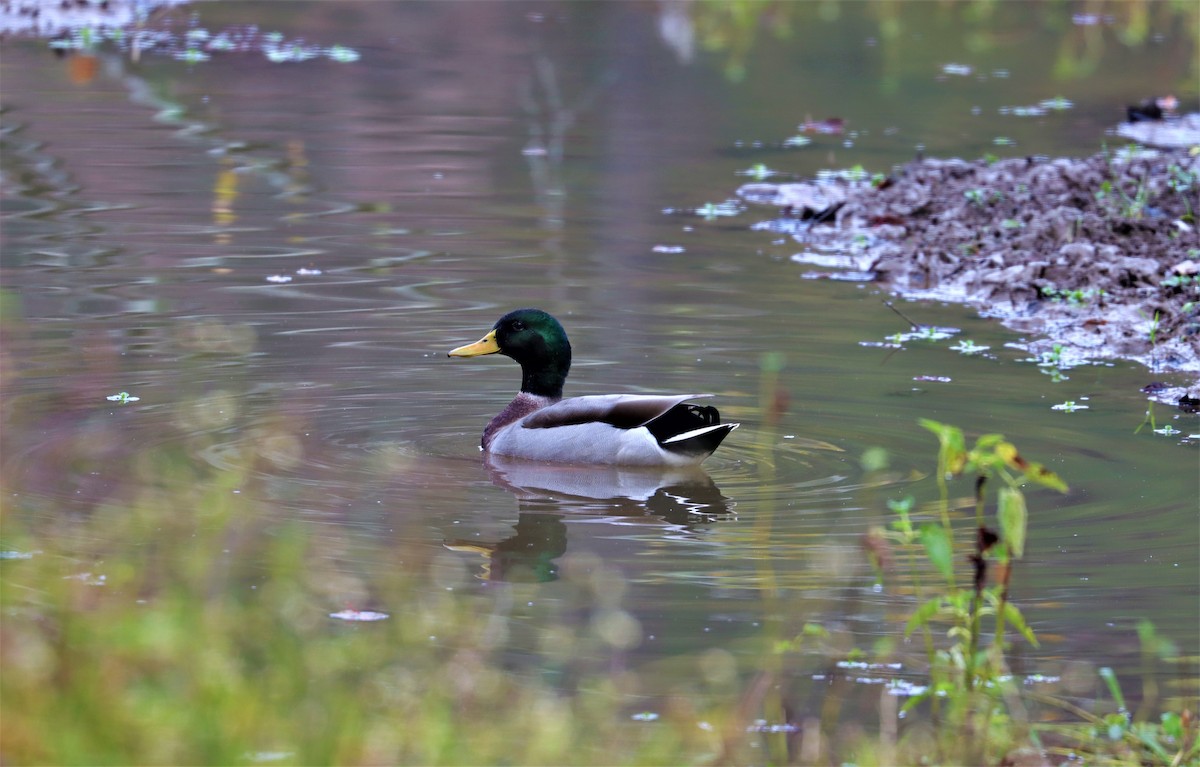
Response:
[742,142,1200,393]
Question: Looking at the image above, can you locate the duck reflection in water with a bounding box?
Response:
[443,455,735,582]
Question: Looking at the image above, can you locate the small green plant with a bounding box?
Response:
[738,163,776,180]
[877,420,1068,764]
[1040,284,1106,306]
[950,339,990,355]
[1051,400,1089,412]
[1167,163,1197,222]
[1162,273,1198,289]
[965,188,1004,208]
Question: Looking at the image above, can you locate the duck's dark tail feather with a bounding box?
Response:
[648,404,739,459]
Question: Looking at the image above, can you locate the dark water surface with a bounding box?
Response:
[2,0,1196,744]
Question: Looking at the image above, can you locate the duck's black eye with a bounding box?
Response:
[510,320,526,331]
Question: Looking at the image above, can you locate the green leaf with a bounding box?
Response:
[919,523,955,581]
[1161,711,1183,740]
[1099,667,1127,712]
[1002,602,1039,647]
[920,418,967,476]
[998,487,1028,559]
[905,596,944,637]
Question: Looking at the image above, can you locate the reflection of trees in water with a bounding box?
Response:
[675,0,1197,84]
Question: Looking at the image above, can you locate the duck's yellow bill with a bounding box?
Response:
[448,329,500,357]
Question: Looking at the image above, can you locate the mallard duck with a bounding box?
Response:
[448,308,738,466]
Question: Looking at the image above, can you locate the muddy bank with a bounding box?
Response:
[741,134,1200,397]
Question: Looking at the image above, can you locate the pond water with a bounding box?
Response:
[2,1,1196,759]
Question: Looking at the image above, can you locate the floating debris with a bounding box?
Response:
[1039,96,1073,111]
[941,63,973,76]
[630,712,659,722]
[244,751,296,763]
[1153,425,1182,436]
[798,117,845,135]
[913,375,952,383]
[662,201,744,219]
[295,267,323,276]
[0,550,36,560]
[329,609,389,622]
[266,274,293,283]
[1051,400,1090,412]
[106,391,140,403]
[747,720,800,733]
[64,572,106,586]
[651,245,686,254]
[1001,105,1047,118]
[37,21,362,66]
[888,326,961,343]
[736,163,779,180]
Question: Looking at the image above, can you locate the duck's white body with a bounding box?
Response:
[483,393,737,467]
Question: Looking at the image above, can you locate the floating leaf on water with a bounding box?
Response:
[1153,425,1182,436]
[1051,401,1089,412]
[993,136,1015,146]
[630,712,659,722]
[329,609,390,622]
[106,391,140,403]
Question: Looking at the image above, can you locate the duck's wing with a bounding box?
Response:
[520,394,710,430]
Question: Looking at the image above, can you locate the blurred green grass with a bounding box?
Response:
[0,456,708,765]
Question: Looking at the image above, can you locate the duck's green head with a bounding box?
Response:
[448,308,572,397]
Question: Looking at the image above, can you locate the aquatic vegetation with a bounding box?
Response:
[1051,400,1090,412]
[105,391,140,404]
[1032,624,1198,766]
[949,339,991,355]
